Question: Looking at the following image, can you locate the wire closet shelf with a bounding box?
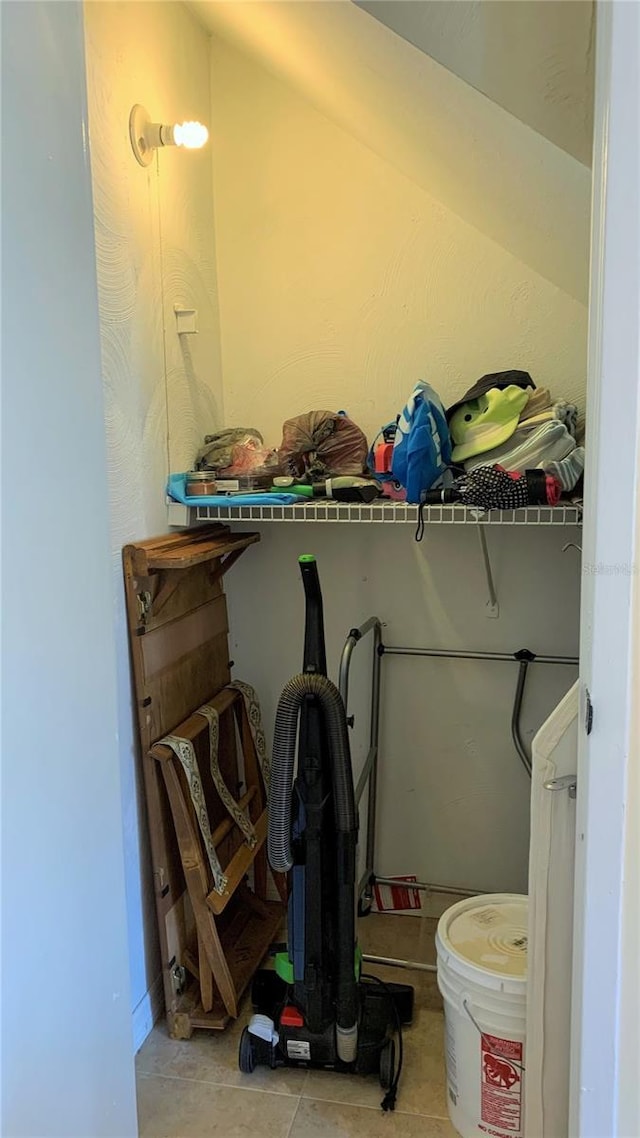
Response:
[168,501,582,527]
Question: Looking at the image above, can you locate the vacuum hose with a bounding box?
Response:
[268,672,355,871]
[268,672,359,1062]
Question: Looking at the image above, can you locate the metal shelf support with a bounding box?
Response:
[477,526,499,618]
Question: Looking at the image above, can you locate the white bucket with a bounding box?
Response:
[436,894,528,1138]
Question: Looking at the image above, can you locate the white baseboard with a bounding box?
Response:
[132,974,164,1052]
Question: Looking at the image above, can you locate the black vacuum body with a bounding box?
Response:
[239,556,413,1099]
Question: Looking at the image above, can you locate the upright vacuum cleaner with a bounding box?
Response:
[239,556,413,1108]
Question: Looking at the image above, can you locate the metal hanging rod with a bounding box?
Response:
[340,620,580,944]
[381,646,578,665]
[339,616,380,708]
[361,953,437,975]
[373,877,480,898]
[381,643,578,778]
[341,620,499,939]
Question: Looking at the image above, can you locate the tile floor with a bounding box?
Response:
[136,915,458,1138]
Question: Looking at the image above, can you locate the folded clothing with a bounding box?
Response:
[546,400,578,437]
[504,400,578,438]
[544,447,585,491]
[520,387,551,421]
[465,420,577,473]
[167,473,299,507]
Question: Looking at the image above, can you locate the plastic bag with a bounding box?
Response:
[195,428,264,472]
[219,439,280,479]
[278,411,368,480]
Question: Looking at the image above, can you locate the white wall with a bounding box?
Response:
[194,0,591,303]
[83,0,224,1039]
[209,38,584,895]
[0,3,136,1135]
[210,35,588,446]
[356,0,595,165]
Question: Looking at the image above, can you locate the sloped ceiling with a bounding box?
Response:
[356,0,595,166]
[191,0,591,303]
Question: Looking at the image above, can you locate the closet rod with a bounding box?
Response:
[381,644,578,777]
[381,646,578,665]
[374,876,479,898]
[362,953,437,975]
[340,625,580,975]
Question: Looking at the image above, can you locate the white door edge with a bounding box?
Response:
[571,4,640,1136]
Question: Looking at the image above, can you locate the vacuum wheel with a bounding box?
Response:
[379,1037,395,1091]
[239,1026,256,1074]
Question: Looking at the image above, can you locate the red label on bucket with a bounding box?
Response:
[479,1033,523,1136]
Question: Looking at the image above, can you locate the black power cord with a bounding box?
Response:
[361,973,404,1112]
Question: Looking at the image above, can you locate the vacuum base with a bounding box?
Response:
[240,968,414,1085]
[251,968,414,1027]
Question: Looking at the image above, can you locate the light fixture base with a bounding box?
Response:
[129,104,153,167]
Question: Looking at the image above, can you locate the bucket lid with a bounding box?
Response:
[437,894,528,983]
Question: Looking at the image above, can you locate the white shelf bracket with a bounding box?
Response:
[167,499,191,527]
[477,526,499,618]
[174,305,198,334]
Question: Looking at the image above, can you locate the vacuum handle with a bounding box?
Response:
[299,555,327,676]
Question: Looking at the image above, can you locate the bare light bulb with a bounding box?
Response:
[129,106,209,165]
[173,121,209,149]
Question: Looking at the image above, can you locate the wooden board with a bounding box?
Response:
[128,526,259,574]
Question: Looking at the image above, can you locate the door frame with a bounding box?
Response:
[571,3,640,1136]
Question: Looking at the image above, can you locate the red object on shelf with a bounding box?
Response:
[374,440,394,475]
[280,1005,305,1028]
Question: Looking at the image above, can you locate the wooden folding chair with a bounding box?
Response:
[123,526,286,1038]
[149,686,287,1021]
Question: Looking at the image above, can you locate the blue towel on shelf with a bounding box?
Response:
[167,473,299,508]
